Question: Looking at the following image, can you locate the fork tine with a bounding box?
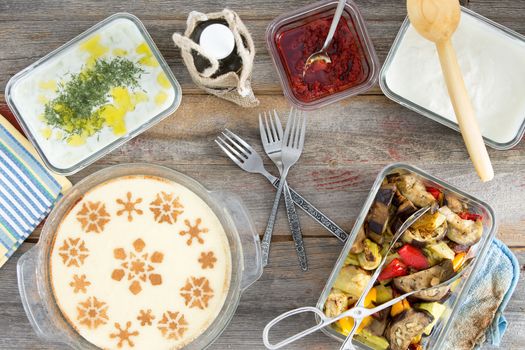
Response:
[293,110,302,149]
[259,113,269,144]
[264,111,274,143]
[272,109,283,139]
[298,112,307,150]
[225,128,253,152]
[283,107,294,147]
[215,139,244,168]
[221,132,249,159]
[217,135,247,160]
[268,110,279,141]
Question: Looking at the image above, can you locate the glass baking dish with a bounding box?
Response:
[266,0,379,110]
[380,7,525,150]
[17,163,262,349]
[6,13,182,175]
[316,163,497,349]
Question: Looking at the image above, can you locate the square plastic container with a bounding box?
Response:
[317,163,497,349]
[6,13,182,175]
[266,0,379,110]
[380,7,525,150]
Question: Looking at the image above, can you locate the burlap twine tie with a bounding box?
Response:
[173,9,259,107]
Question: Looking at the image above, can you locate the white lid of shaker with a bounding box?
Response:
[199,23,235,60]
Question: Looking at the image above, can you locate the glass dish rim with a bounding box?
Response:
[5,12,182,175]
[265,0,380,111]
[32,163,249,349]
[314,162,498,349]
[379,6,525,150]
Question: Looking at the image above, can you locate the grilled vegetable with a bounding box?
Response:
[452,252,467,271]
[417,302,447,335]
[378,258,408,281]
[439,206,483,246]
[402,211,447,246]
[324,289,349,317]
[367,183,396,235]
[344,253,360,266]
[333,266,371,301]
[398,244,429,270]
[350,226,367,254]
[366,308,390,337]
[356,329,389,350]
[426,241,455,261]
[386,309,434,350]
[394,174,436,207]
[391,299,411,317]
[444,193,466,213]
[358,239,382,270]
[393,260,454,301]
[376,284,394,304]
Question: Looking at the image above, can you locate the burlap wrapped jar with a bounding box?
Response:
[173,9,259,107]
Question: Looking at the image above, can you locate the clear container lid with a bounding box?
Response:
[266,0,379,110]
[316,163,497,349]
[380,7,525,150]
[6,13,182,175]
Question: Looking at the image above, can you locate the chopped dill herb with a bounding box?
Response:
[43,57,144,137]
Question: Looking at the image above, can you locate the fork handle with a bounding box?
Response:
[261,179,286,266]
[271,178,348,242]
[283,181,308,271]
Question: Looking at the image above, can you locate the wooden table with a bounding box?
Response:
[0,0,523,349]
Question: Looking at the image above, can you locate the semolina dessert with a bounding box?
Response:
[49,175,232,349]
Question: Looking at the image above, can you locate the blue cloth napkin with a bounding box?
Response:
[443,239,520,350]
[0,120,63,267]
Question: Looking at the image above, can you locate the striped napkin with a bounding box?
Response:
[0,112,71,268]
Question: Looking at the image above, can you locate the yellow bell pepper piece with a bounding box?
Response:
[364,287,377,308]
[453,252,466,271]
[411,334,422,344]
[337,315,373,336]
[390,299,411,317]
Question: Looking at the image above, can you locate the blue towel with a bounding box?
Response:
[443,239,520,350]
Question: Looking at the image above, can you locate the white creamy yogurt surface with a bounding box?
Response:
[9,17,176,171]
[385,11,525,145]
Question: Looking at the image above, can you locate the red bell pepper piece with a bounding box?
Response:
[378,258,408,281]
[398,244,429,270]
[425,186,442,200]
[459,212,483,221]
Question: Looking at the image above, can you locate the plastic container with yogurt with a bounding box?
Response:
[6,13,182,174]
[380,7,525,150]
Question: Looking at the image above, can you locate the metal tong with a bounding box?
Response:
[263,206,478,350]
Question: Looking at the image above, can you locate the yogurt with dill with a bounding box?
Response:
[8,15,178,173]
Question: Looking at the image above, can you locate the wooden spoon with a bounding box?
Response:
[407,0,494,182]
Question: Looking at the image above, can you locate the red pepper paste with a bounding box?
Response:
[275,15,369,103]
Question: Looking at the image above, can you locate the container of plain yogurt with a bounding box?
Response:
[380,7,525,150]
[6,13,182,174]
[17,163,263,350]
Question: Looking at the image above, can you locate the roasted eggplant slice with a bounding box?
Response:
[394,174,436,208]
[402,211,447,246]
[350,226,367,254]
[386,309,434,350]
[444,193,467,214]
[393,260,455,301]
[439,206,483,246]
[367,183,396,235]
[324,289,349,317]
[333,266,371,302]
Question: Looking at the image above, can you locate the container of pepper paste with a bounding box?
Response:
[266,0,379,110]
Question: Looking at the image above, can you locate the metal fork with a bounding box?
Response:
[215,131,349,242]
[260,109,307,271]
[259,109,307,268]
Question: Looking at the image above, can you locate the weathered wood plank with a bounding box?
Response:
[2,94,524,244]
[0,242,523,349]
[1,2,524,94]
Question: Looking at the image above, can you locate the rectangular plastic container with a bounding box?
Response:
[6,13,182,175]
[266,0,379,110]
[316,163,497,349]
[380,7,525,150]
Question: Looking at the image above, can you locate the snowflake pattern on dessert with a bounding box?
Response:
[149,191,183,224]
[111,238,164,295]
[179,218,208,246]
[76,201,111,233]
